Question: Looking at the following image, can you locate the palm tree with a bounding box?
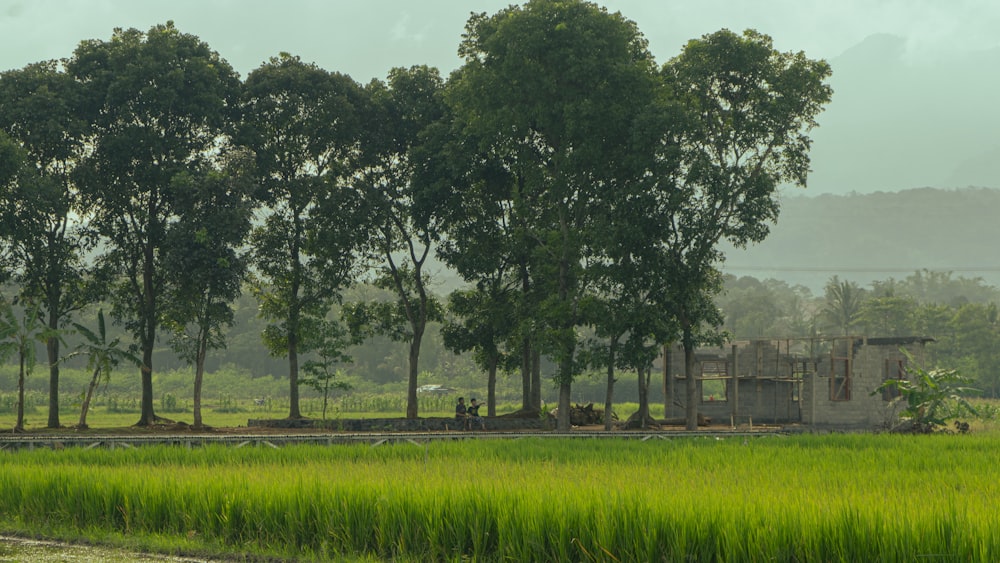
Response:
[822,276,865,335]
[0,302,57,432]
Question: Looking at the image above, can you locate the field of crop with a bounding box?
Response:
[1,433,998,561]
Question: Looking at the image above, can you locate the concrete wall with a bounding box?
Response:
[801,338,921,429]
[665,338,929,429]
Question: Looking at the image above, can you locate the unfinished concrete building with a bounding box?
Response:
[661,336,934,429]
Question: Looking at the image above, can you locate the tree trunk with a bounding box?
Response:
[603,341,617,431]
[46,310,60,428]
[684,336,698,431]
[287,292,302,419]
[138,241,157,427]
[521,336,532,411]
[406,329,423,419]
[78,366,101,429]
[487,354,498,417]
[193,336,206,429]
[138,342,155,426]
[15,354,26,432]
[557,380,571,431]
[637,364,651,429]
[530,349,542,411]
[663,344,671,417]
[287,214,303,420]
[288,336,300,419]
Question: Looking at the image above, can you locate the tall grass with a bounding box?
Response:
[0,434,998,561]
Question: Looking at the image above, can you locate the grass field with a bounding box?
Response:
[1,433,998,561]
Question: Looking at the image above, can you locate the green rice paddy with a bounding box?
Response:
[0,434,997,561]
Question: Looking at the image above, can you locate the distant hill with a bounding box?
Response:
[720,187,1000,293]
[806,34,1000,195]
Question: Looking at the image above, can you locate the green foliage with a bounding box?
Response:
[0,302,61,430]
[450,0,665,427]
[300,320,353,419]
[241,53,367,418]
[68,21,243,425]
[69,309,140,428]
[0,60,100,428]
[0,130,23,190]
[874,349,979,432]
[71,310,139,387]
[821,276,865,335]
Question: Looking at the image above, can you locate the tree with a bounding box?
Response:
[858,291,917,336]
[822,276,865,335]
[441,284,517,416]
[0,302,58,432]
[585,168,683,430]
[300,319,353,420]
[449,0,660,430]
[419,81,543,414]
[69,22,241,426]
[0,60,96,428]
[948,303,1000,397]
[161,154,254,429]
[71,310,140,429]
[661,29,832,429]
[240,53,366,419]
[352,65,448,419]
[716,276,784,337]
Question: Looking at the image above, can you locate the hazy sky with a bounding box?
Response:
[3,0,998,79]
[2,0,999,194]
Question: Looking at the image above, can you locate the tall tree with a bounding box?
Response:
[161,154,254,429]
[240,53,366,419]
[585,149,684,430]
[350,65,447,419]
[449,0,660,430]
[418,82,543,414]
[69,22,242,426]
[441,283,517,416]
[0,60,95,428]
[662,29,832,429]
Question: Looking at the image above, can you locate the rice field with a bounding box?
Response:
[1,433,998,561]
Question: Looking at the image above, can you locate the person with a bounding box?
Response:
[468,398,486,430]
[455,397,469,430]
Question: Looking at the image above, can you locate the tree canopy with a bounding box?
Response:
[0,5,844,429]
[68,22,242,425]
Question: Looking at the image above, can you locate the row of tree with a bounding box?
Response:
[0,0,832,431]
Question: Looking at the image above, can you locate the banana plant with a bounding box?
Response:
[70,310,141,429]
[874,349,980,433]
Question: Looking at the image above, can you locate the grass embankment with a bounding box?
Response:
[1,434,998,561]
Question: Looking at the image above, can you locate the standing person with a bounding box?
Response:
[468,398,486,430]
[455,397,469,430]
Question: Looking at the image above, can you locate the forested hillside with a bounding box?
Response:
[722,186,1000,291]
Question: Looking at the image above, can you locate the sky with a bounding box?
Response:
[3,0,999,80]
[2,0,1000,195]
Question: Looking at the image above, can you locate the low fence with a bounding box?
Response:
[248,416,551,432]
